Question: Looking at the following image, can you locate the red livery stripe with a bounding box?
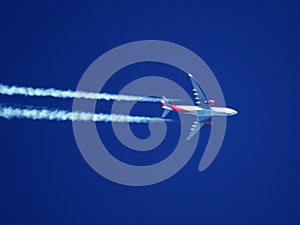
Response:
[170,104,189,112]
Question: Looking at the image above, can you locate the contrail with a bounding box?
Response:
[0,105,168,123]
[0,83,162,102]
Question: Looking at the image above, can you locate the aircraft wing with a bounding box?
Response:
[186,119,205,141]
[188,73,210,109]
[186,74,212,140]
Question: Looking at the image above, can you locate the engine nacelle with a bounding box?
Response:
[205,99,215,105]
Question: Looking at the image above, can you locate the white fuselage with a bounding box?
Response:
[174,105,238,117]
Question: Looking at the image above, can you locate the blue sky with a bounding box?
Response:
[0,1,299,225]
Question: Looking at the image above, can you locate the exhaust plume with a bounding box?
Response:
[0,83,162,102]
[0,105,168,123]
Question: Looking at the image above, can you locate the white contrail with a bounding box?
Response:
[0,83,162,102]
[0,105,167,123]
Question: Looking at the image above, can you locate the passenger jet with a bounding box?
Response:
[161,73,237,140]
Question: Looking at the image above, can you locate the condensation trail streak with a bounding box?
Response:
[0,105,167,123]
[0,84,161,102]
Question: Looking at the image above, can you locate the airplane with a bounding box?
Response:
[161,73,238,140]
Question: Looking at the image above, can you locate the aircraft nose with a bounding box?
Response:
[226,108,238,115]
[230,109,238,115]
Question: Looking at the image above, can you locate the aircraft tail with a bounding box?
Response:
[161,96,171,118]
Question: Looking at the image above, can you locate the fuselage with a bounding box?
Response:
[163,104,238,117]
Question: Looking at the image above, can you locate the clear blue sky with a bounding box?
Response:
[0,1,299,225]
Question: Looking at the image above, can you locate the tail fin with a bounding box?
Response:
[161,96,171,118]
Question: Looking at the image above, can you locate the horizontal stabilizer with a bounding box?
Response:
[161,109,171,118]
[161,96,172,118]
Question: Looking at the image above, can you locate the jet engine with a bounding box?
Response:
[205,100,215,105]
